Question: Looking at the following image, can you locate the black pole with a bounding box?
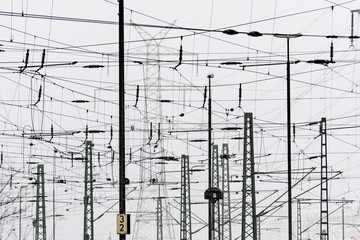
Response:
[119,0,126,240]
[208,74,213,240]
[286,37,292,240]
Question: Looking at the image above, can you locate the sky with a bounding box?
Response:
[2,0,360,239]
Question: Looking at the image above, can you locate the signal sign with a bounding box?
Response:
[117,214,130,235]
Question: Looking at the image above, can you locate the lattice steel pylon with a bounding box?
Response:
[130,21,177,240]
[35,164,46,240]
[83,141,94,240]
[256,216,261,240]
[221,143,232,240]
[156,195,163,240]
[297,199,302,240]
[180,155,192,240]
[320,118,329,240]
[241,113,257,240]
[212,145,222,240]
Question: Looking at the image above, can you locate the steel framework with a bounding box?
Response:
[221,143,232,240]
[320,118,329,240]
[131,21,177,240]
[84,141,94,240]
[297,199,302,240]
[241,113,257,240]
[35,164,46,240]
[212,145,222,239]
[180,155,192,240]
[156,196,163,240]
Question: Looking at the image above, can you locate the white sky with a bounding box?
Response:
[1,0,360,239]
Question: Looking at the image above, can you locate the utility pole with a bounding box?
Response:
[19,186,26,240]
[274,33,302,240]
[320,118,329,240]
[35,164,46,240]
[119,0,127,239]
[84,141,94,240]
[180,154,192,240]
[241,113,257,240]
[207,73,214,240]
[19,188,21,240]
[342,198,345,240]
[222,143,232,240]
[53,148,57,240]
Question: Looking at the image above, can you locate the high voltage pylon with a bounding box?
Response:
[180,154,192,240]
[221,143,232,240]
[84,141,94,240]
[35,164,46,240]
[130,21,177,240]
[241,113,257,240]
[320,118,329,240]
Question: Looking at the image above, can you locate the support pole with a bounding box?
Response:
[320,118,329,240]
[180,155,192,240]
[297,200,302,240]
[342,198,345,240]
[156,195,163,240]
[119,0,126,239]
[241,113,257,240]
[286,37,293,240]
[84,141,94,240]
[35,164,46,240]
[213,145,221,240]
[222,144,232,240]
[207,73,214,240]
[19,187,22,240]
[274,33,302,240]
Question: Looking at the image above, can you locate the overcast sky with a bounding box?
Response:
[2,0,360,239]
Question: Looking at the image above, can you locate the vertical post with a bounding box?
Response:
[53,149,56,240]
[241,113,257,240]
[286,37,293,240]
[275,32,302,240]
[19,187,22,240]
[180,155,192,240]
[342,198,345,240]
[351,11,354,47]
[297,200,302,240]
[222,144,232,240]
[320,118,329,240]
[257,216,261,240]
[156,195,163,240]
[84,141,94,240]
[35,164,46,240]
[212,145,221,240]
[207,73,214,240]
[119,0,126,239]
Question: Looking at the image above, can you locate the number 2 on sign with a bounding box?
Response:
[117,214,127,234]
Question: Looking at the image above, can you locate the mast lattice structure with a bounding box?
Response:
[130,21,178,240]
[83,141,94,240]
[221,143,232,240]
[35,164,46,240]
[212,145,222,240]
[180,154,192,240]
[241,113,257,240]
[320,118,329,240]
